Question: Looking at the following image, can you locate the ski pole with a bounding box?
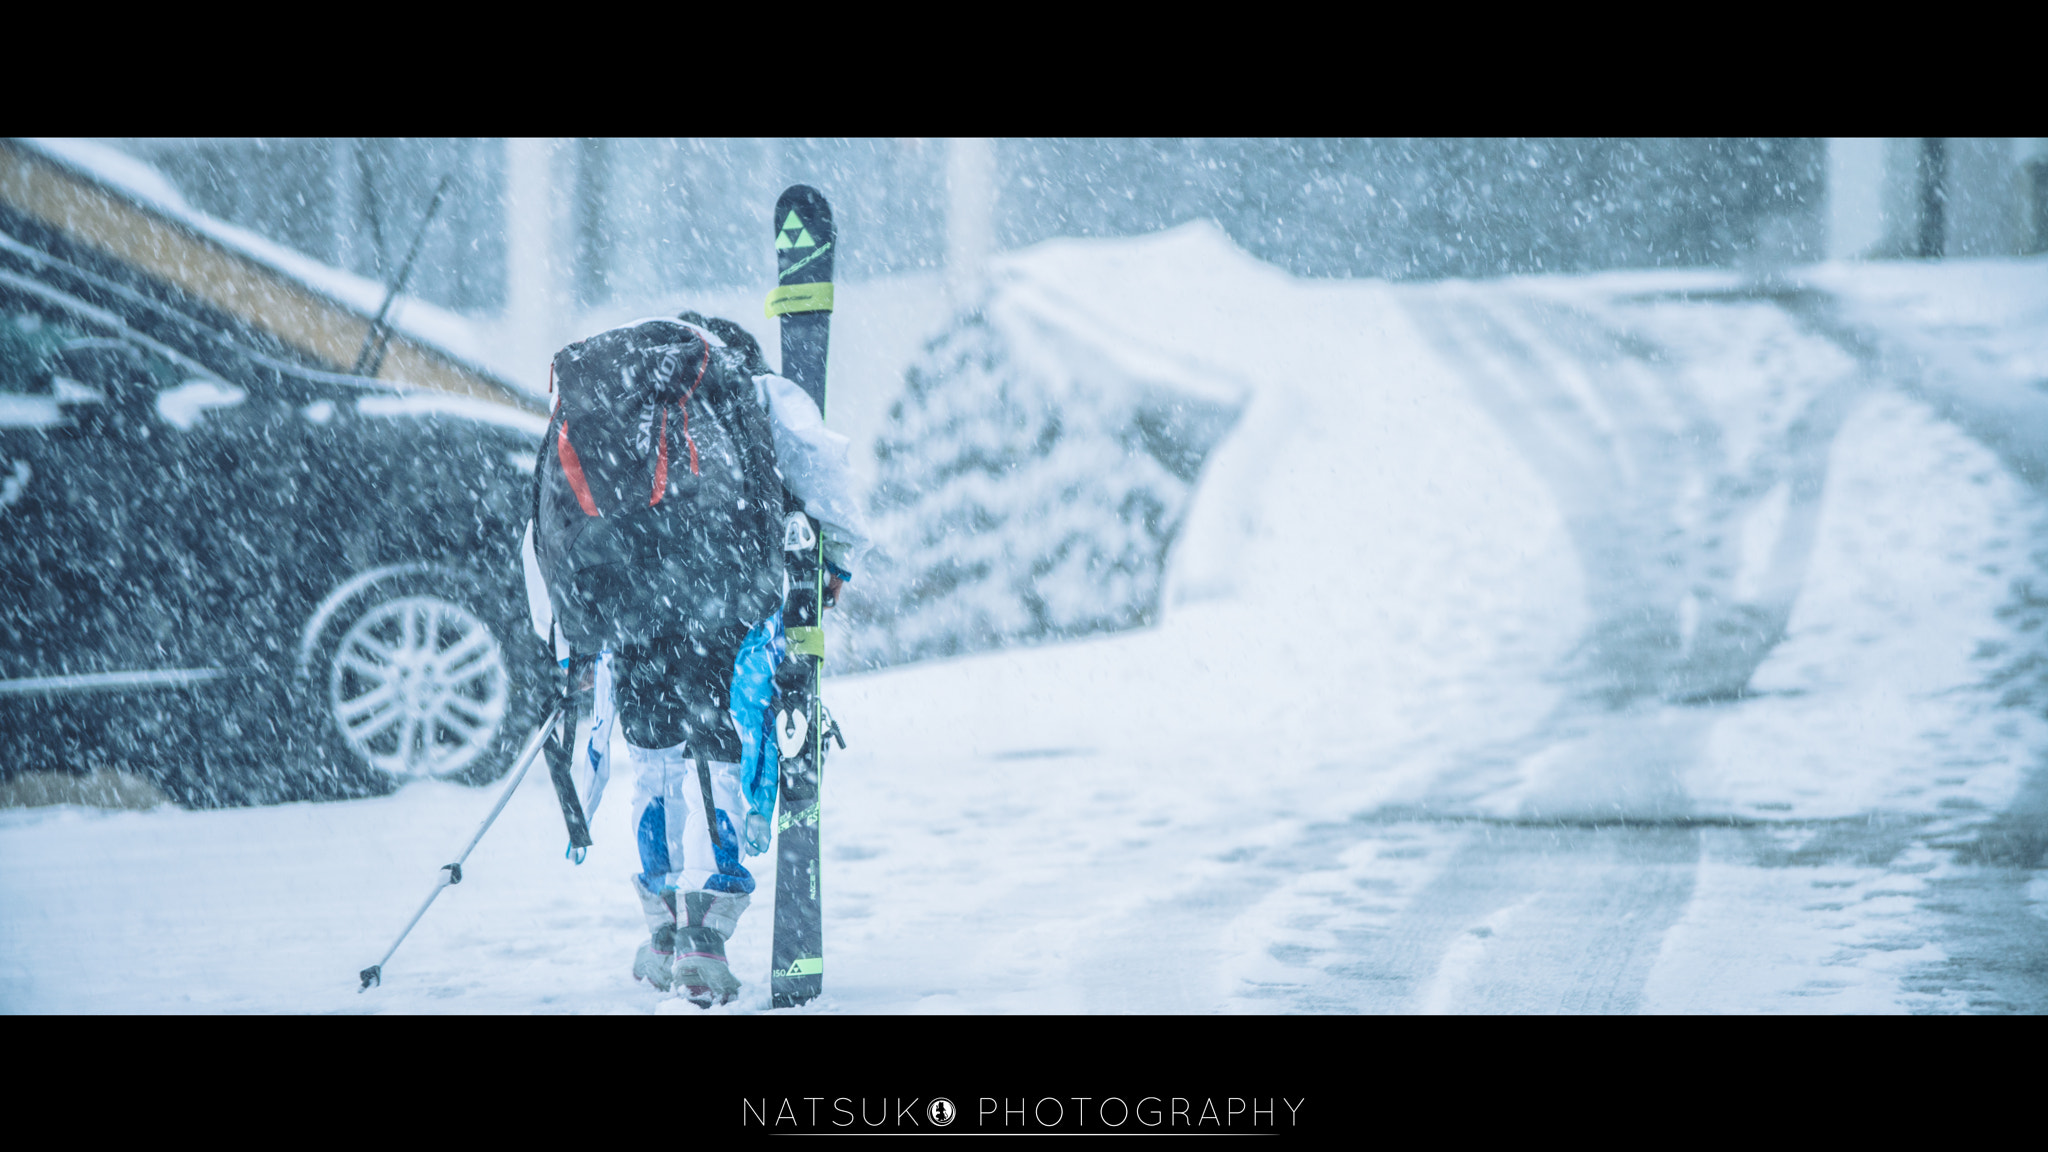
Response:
[358,704,563,992]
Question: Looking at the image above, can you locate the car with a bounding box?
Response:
[0,227,551,807]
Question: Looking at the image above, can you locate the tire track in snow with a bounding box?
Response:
[1203,817,1699,1014]
[1221,284,1870,1013]
[1773,284,2048,1013]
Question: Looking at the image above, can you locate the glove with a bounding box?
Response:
[744,812,772,857]
[823,561,852,609]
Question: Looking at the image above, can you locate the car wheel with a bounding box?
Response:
[304,569,547,788]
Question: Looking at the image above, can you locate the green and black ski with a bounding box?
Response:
[766,184,835,1009]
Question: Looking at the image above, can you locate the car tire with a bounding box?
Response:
[300,567,550,791]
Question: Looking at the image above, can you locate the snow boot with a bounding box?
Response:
[673,890,742,1007]
[631,879,680,991]
[631,883,744,1003]
[633,924,678,991]
[673,925,740,1008]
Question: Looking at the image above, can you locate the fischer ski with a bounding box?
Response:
[767,184,836,1008]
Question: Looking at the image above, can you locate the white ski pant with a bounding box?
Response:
[628,743,754,936]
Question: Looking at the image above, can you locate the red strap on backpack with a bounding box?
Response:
[650,407,670,506]
[648,339,711,505]
[558,419,600,517]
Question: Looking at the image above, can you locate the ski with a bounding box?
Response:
[766,184,835,1009]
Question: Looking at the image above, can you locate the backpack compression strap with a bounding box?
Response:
[649,339,712,505]
[554,327,713,515]
[558,419,600,517]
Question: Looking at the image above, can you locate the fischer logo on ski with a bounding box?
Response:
[776,210,815,249]
[777,242,833,281]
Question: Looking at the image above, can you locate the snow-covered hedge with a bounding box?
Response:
[837,286,1239,671]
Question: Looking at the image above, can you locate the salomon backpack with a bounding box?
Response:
[533,318,783,651]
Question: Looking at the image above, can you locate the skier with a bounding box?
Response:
[527,310,866,1007]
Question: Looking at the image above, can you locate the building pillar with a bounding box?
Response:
[1917,138,1948,259]
[504,137,569,397]
[946,137,996,310]
[1826,138,1886,261]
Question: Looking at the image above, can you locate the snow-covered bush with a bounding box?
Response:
[837,290,1239,670]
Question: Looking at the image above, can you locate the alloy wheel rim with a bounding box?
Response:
[328,595,508,779]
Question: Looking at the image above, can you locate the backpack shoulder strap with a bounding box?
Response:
[532,399,560,530]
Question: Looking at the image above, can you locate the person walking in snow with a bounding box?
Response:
[527,310,867,1006]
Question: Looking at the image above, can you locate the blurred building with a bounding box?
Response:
[1827,138,2048,260]
[0,139,531,409]
[61,138,2048,396]
[103,138,948,394]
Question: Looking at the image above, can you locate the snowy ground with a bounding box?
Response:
[5,229,2046,1013]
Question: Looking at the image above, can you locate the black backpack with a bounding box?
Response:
[532,318,783,651]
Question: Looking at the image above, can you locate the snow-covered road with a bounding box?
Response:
[5,232,2045,1013]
